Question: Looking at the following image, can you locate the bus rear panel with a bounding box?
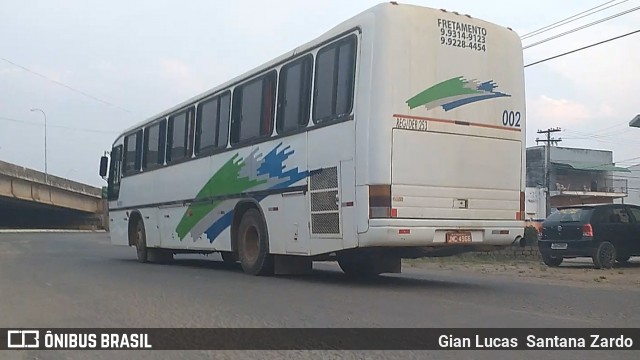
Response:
[358,5,525,253]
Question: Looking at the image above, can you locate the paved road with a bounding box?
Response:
[1,232,639,360]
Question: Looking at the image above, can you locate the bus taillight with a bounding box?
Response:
[518,191,525,220]
[369,185,391,218]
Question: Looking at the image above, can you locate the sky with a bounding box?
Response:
[1,0,639,187]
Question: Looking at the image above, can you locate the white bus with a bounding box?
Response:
[100,2,526,276]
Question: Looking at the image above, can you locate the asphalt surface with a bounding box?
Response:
[1,232,639,360]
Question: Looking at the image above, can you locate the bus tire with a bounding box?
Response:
[237,209,273,275]
[133,220,148,263]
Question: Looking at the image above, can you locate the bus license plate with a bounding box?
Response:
[446,231,472,244]
[551,243,568,250]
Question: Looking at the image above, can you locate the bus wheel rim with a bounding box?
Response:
[243,226,260,264]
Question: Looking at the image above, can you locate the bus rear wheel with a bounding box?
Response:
[237,209,273,275]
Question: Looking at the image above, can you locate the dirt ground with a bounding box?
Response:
[403,256,640,290]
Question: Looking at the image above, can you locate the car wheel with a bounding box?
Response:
[541,253,563,267]
[593,241,616,269]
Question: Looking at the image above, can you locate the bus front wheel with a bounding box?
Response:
[237,209,273,275]
[133,220,148,263]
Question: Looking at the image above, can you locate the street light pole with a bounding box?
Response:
[30,108,48,183]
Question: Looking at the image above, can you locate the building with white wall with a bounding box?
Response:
[525,146,629,221]
[615,164,640,206]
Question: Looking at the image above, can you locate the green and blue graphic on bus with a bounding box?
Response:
[406,76,510,111]
[176,143,309,242]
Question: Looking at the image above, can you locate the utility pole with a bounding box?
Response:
[536,128,562,217]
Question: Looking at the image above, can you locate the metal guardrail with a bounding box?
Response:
[553,177,628,194]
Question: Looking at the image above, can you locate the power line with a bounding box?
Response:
[524,28,640,67]
[561,131,640,146]
[561,136,640,147]
[582,120,638,137]
[523,5,640,49]
[562,130,635,140]
[521,0,619,39]
[1,57,137,116]
[612,155,640,164]
[594,126,636,137]
[521,0,629,39]
[563,130,638,142]
[0,116,119,134]
[564,119,640,140]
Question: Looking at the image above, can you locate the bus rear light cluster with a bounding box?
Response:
[370,207,393,218]
[369,185,392,218]
[517,191,525,220]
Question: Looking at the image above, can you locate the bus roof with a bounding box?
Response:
[114,2,515,143]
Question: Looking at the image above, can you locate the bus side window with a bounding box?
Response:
[108,145,123,200]
[277,54,313,134]
[123,130,142,176]
[167,108,193,163]
[186,108,195,158]
[143,120,166,169]
[313,34,357,124]
[231,71,277,145]
[196,91,231,155]
[218,94,230,148]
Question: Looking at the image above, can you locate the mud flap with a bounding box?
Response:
[274,255,313,275]
[375,255,402,274]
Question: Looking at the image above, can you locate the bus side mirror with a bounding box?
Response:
[99,156,109,178]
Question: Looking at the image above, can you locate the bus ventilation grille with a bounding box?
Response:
[310,166,340,235]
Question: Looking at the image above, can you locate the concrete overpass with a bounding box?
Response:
[0,160,107,230]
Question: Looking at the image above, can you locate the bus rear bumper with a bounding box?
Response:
[358,219,524,248]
